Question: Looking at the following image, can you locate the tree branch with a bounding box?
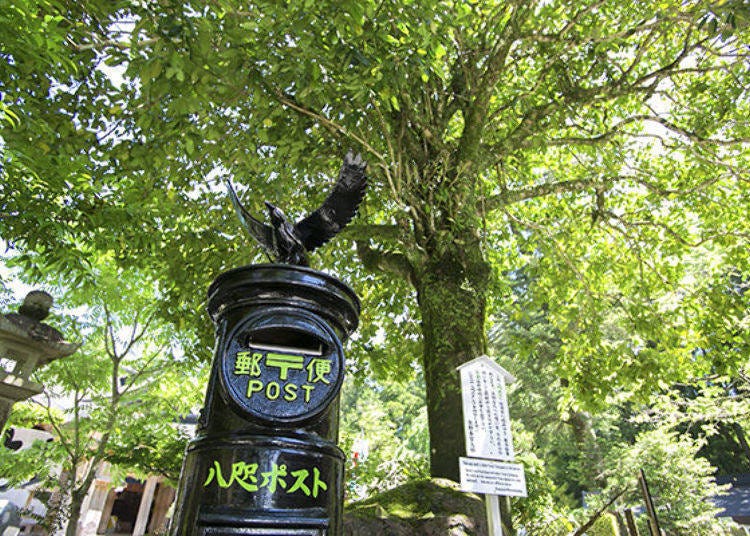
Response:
[103,304,117,360]
[38,390,75,462]
[572,488,628,536]
[607,212,750,248]
[642,114,750,146]
[119,311,154,358]
[488,26,714,157]
[120,344,168,396]
[486,176,611,212]
[70,38,159,52]
[251,70,387,165]
[517,115,650,149]
[457,5,529,172]
[355,241,416,284]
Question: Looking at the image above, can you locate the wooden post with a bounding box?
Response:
[133,476,158,536]
[613,511,626,536]
[148,483,176,534]
[638,469,662,536]
[484,494,513,536]
[77,479,111,534]
[97,489,117,534]
[485,495,502,535]
[624,508,640,536]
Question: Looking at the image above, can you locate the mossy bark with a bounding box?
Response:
[356,160,493,482]
[415,246,490,481]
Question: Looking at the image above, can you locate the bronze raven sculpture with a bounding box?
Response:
[227,151,367,266]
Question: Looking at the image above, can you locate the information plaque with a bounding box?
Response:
[459,457,527,497]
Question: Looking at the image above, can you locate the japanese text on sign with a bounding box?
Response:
[204,460,328,498]
[460,364,514,460]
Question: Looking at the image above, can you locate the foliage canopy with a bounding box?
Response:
[2,0,749,481]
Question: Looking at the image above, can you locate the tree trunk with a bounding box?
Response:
[415,250,489,481]
[66,500,81,536]
[43,470,71,534]
[66,488,86,536]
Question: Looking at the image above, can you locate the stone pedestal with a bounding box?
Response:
[171,265,359,536]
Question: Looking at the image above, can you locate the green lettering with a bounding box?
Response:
[266,381,280,400]
[247,379,263,398]
[284,383,298,401]
[265,352,305,380]
[206,460,324,497]
[301,384,315,403]
[312,467,327,498]
[234,351,262,376]
[287,468,311,496]
[260,463,288,493]
[306,358,332,383]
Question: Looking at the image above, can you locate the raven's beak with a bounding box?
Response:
[264,201,275,211]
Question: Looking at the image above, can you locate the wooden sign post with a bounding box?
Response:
[639,469,662,536]
[457,356,527,535]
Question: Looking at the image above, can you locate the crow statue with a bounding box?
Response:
[226,151,367,266]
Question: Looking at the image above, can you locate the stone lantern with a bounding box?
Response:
[0,291,79,430]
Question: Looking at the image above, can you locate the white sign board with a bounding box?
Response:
[459,457,527,497]
[458,356,515,461]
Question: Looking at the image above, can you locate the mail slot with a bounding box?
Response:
[170,265,359,536]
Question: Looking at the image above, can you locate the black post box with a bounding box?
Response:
[170,264,359,536]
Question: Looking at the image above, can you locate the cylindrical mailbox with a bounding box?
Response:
[171,264,359,536]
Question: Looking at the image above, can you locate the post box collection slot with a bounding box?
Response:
[245,327,327,356]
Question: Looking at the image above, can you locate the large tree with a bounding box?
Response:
[2,0,750,481]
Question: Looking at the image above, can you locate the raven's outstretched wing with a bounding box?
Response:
[226,179,277,258]
[295,151,367,252]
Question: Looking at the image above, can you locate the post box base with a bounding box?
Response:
[170,432,344,536]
